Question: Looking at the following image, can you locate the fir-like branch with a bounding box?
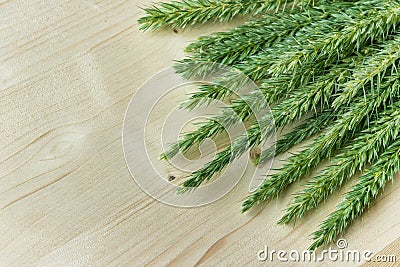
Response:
[175,4,347,79]
[177,1,387,105]
[165,60,350,160]
[175,1,390,82]
[185,8,316,55]
[139,0,400,250]
[141,0,400,251]
[179,122,265,190]
[171,34,399,193]
[179,68,254,110]
[309,139,400,250]
[138,0,295,31]
[178,66,352,189]
[161,97,250,160]
[180,1,364,73]
[333,36,400,108]
[242,76,400,212]
[267,2,400,85]
[255,110,336,164]
[279,101,400,224]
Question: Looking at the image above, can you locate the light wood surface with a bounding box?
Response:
[1,1,399,266]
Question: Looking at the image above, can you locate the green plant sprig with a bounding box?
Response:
[174,2,360,78]
[333,36,400,108]
[266,2,400,87]
[161,92,256,160]
[139,0,400,250]
[171,56,360,185]
[179,122,265,190]
[179,3,361,74]
[255,110,336,164]
[279,101,400,224]
[309,138,400,250]
[242,76,400,212]
[165,60,350,160]
[138,0,298,31]
[176,1,391,107]
[181,41,399,194]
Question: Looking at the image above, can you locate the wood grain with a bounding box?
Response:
[1,1,399,266]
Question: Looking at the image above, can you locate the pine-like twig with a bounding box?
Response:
[165,61,349,160]
[161,96,251,160]
[184,8,320,63]
[333,36,400,108]
[255,110,336,164]
[177,1,396,107]
[279,101,400,224]
[179,123,264,190]
[138,0,303,31]
[185,40,397,192]
[176,54,367,186]
[268,2,400,80]
[309,138,400,250]
[139,0,400,250]
[179,3,356,72]
[242,76,400,212]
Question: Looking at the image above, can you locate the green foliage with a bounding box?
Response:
[243,76,400,212]
[279,101,400,225]
[139,0,400,250]
[138,0,316,31]
[178,3,357,74]
[255,110,336,164]
[310,138,400,250]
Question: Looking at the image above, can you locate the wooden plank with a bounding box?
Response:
[1,1,399,265]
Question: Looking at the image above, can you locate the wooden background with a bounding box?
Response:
[1,0,399,266]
